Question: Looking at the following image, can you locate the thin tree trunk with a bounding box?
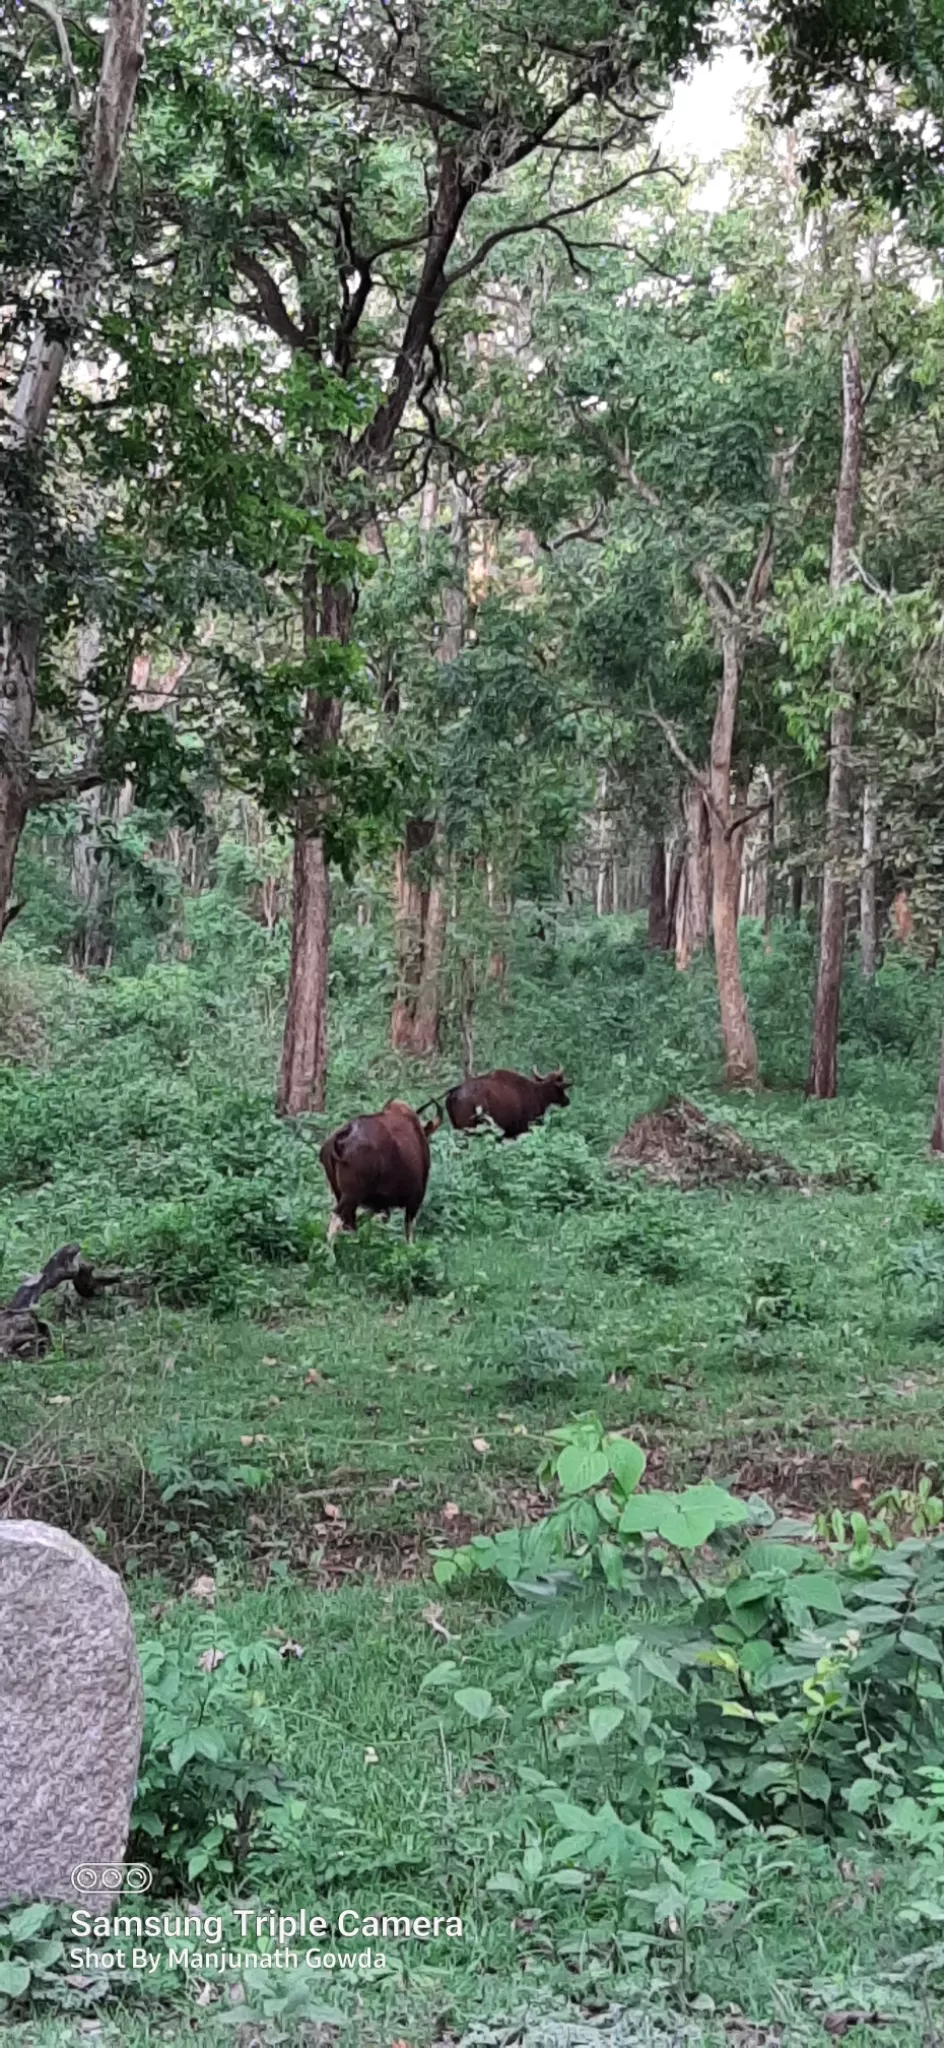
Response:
[276,577,348,1117]
[664,841,684,953]
[808,336,864,1099]
[676,785,711,970]
[860,780,877,979]
[0,0,148,938]
[791,869,804,920]
[709,628,760,1087]
[389,489,463,1053]
[932,1032,944,1155]
[647,841,668,947]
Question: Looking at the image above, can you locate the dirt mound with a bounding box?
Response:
[609,1096,809,1192]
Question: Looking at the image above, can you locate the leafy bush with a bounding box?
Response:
[311,1218,446,1303]
[430,1420,944,1852]
[0,1906,68,2011]
[589,1200,696,1283]
[131,1631,300,1890]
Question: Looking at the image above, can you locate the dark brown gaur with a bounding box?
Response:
[319,1098,441,1242]
[444,1067,571,1141]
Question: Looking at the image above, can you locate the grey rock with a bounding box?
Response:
[0,1521,143,1907]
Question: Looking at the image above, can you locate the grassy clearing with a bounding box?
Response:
[3,910,944,2044]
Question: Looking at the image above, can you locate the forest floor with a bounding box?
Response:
[2,912,944,2047]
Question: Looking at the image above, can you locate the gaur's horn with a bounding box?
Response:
[414,1096,443,1125]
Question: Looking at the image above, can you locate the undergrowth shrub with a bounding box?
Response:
[131,1630,299,1889]
[310,1220,446,1304]
[588,1197,696,1283]
[429,1418,944,1866]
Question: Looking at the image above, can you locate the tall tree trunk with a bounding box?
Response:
[647,841,668,947]
[709,628,759,1087]
[664,840,684,953]
[791,869,804,920]
[676,785,711,970]
[932,1032,944,1155]
[389,495,463,1054]
[860,779,878,979]
[0,0,148,938]
[808,336,864,1099]
[276,578,348,1117]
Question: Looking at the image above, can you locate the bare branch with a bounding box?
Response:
[22,0,82,116]
[443,162,661,294]
[27,766,104,808]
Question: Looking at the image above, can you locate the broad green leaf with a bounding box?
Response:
[4,1905,50,1941]
[454,1686,494,1721]
[607,1438,646,1498]
[798,1765,832,1805]
[0,1963,30,1999]
[588,1704,625,1744]
[557,1444,610,1495]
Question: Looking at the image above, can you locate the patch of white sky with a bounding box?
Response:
[655,42,756,207]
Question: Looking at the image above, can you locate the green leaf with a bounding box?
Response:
[420,1661,463,1691]
[4,1905,50,1941]
[0,1963,30,1999]
[557,1444,610,1495]
[606,1438,646,1498]
[792,1571,847,1616]
[798,1765,832,1805]
[900,1629,944,1665]
[846,1777,878,1814]
[588,1704,625,1744]
[454,1686,494,1722]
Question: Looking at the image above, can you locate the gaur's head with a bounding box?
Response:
[534,1065,571,1108]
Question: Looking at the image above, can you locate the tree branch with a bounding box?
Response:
[442,162,660,293]
[27,766,104,808]
[23,0,82,117]
[232,250,309,352]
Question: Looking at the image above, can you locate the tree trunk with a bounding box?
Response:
[647,841,668,947]
[664,840,684,952]
[860,780,877,979]
[0,622,35,932]
[676,785,711,970]
[391,819,445,1054]
[808,335,864,1099]
[791,869,804,920]
[932,1032,944,1155]
[709,628,759,1088]
[0,0,148,940]
[276,578,348,1117]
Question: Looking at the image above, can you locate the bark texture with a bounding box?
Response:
[647,841,668,948]
[709,628,759,1088]
[276,580,348,1117]
[860,780,878,979]
[808,336,863,1099]
[675,786,711,970]
[0,0,147,937]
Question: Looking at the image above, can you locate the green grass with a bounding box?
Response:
[3,909,944,2044]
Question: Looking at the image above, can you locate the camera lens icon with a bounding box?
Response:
[70,1863,152,1894]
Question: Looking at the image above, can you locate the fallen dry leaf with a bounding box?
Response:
[196,1647,226,1673]
[472,1436,490,1454]
[422,1602,456,1642]
[195,1980,216,2007]
[364,1746,379,1766]
[323,1501,342,1520]
[305,1368,324,1386]
[47,1395,72,1407]
[279,1639,305,1661]
[188,1574,217,1606]
[442,1501,460,1521]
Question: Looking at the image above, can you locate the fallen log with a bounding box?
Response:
[0,1245,123,1359]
